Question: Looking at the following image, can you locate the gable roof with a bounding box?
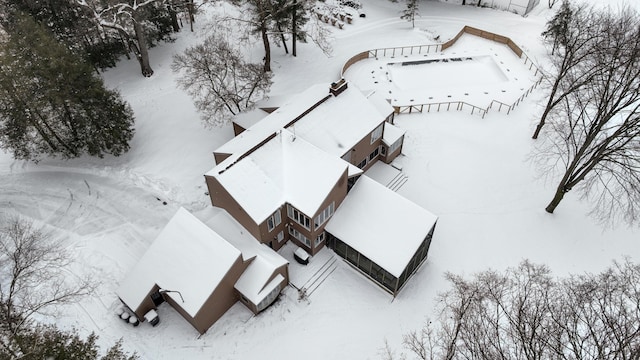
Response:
[213,84,331,166]
[117,208,242,317]
[199,208,289,306]
[208,129,349,223]
[325,176,437,277]
[290,85,390,157]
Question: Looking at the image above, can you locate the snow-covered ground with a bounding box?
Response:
[1,0,639,359]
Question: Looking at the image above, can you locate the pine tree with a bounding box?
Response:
[0,13,135,161]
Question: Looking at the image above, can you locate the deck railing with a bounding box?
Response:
[341,25,543,118]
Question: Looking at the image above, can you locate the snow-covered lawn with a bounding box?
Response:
[1,0,639,359]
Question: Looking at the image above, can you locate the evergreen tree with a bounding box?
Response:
[0,13,135,161]
[5,0,127,71]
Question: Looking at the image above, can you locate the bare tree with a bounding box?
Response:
[532,1,598,139]
[0,216,94,356]
[172,32,273,126]
[384,260,640,360]
[533,7,640,223]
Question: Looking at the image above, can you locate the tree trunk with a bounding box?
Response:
[292,0,297,57]
[188,0,195,32]
[133,11,154,77]
[278,24,289,54]
[532,103,553,139]
[168,4,180,32]
[261,24,271,72]
[545,185,566,213]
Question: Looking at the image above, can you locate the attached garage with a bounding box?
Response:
[325,176,437,296]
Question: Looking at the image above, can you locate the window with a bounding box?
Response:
[256,283,281,312]
[380,145,386,156]
[368,147,379,161]
[314,202,335,228]
[315,232,325,247]
[267,209,282,232]
[357,158,367,169]
[370,123,383,144]
[287,204,311,230]
[288,226,311,248]
[276,231,284,243]
[389,137,402,154]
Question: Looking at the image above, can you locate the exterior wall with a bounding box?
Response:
[129,284,160,321]
[232,122,246,136]
[237,264,289,315]
[343,121,386,171]
[327,233,398,295]
[213,152,231,165]
[286,169,349,256]
[382,134,405,164]
[395,223,436,295]
[204,175,262,240]
[257,205,287,249]
[327,221,437,297]
[188,255,247,334]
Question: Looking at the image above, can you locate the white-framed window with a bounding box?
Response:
[267,209,282,232]
[389,137,402,154]
[368,147,379,161]
[287,204,311,230]
[314,202,335,228]
[288,226,311,247]
[315,232,325,247]
[380,145,386,156]
[357,158,367,169]
[370,123,383,144]
[276,231,284,243]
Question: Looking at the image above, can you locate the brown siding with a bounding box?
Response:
[130,285,160,321]
[232,122,246,136]
[189,255,247,334]
[213,152,231,165]
[383,134,404,164]
[309,169,349,255]
[348,121,385,171]
[204,175,262,240]
[237,264,289,315]
[257,206,286,246]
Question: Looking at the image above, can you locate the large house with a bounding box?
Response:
[205,80,437,295]
[118,80,437,334]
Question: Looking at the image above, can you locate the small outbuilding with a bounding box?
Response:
[325,176,437,296]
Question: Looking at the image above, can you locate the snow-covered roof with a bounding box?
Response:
[291,85,387,157]
[117,208,242,317]
[365,90,394,119]
[382,122,405,146]
[202,207,288,268]
[213,84,331,164]
[235,258,285,305]
[233,109,268,131]
[325,176,437,278]
[199,208,288,307]
[209,129,348,223]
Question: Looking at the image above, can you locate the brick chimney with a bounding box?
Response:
[329,79,348,97]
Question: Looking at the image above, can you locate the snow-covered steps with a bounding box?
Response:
[365,161,409,192]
